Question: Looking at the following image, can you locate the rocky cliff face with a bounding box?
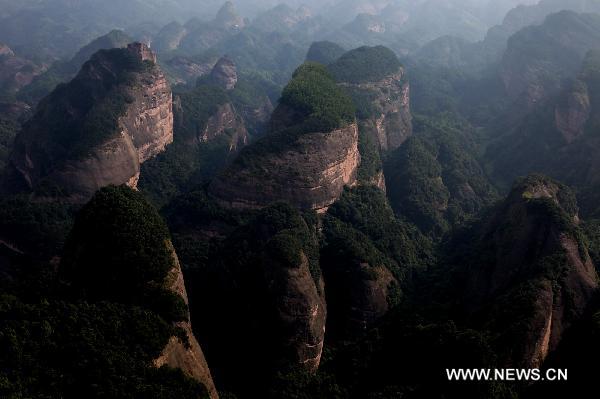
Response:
[488,50,600,215]
[154,242,219,399]
[209,62,359,212]
[154,22,188,53]
[323,257,396,338]
[0,43,45,95]
[210,122,359,212]
[341,69,412,152]
[179,203,327,396]
[173,2,245,55]
[16,30,133,106]
[210,56,237,90]
[329,46,412,152]
[262,248,326,372]
[164,56,217,86]
[4,43,173,202]
[499,11,600,108]
[554,81,590,144]
[319,186,432,341]
[200,102,248,150]
[463,175,598,367]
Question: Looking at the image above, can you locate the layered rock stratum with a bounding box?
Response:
[329,45,412,152]
[463,175,598,367]
[209,63,359,212]
[154,241,219,399]
[4,43,173,202]
[341,70,411,151]
[210,122,359,212]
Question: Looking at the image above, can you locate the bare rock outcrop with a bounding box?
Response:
[340,69,411,151]
[328,46,412,154]
[200,102,248,150]
[210,56,237,90]
[464,175,598,367]
[0,43,45,94]
[210,122,360,212]
[185,203,327,396]
[323,259,397,339]
[154,242,219,399]
[555,82,591,144]
[498,11,600,109]
[154,22,188,53]
[4,43,173,202]
[263,250,327,371]
[208,62,359,212]
[165,56,217,85]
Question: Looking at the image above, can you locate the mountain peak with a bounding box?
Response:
[70,30,132,69]
[126,42,157,64]
[215,1,245,29]
[4,45,172,201]
[210,56,237,90]
[0,43,14,57]
[509,174,579,218]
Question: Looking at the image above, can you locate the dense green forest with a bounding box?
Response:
[0,186,207,398]
[328,46,401,84]
[4,1,600,398]
[280,62,355,130]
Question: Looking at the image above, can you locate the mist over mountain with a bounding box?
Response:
[2,0,600,398]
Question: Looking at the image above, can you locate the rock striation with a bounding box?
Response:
[329,46,412,152]
[209,63,359,212]
[262,247,326,372]
[210,56,237,90]
[323,258,396,338]
[164,56,217,86]
[341,70,411,151]
[210,122,359,212]
[185,203,327,396]
[4,43,173,202]
[463,175,598,367]
[488,49,600,215]
[154,242,219,399]
[554,80,591,144]
[200,102,248,151]
[0,43,45,95]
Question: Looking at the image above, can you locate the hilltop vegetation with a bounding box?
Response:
[280,62,355,130]
[385,113,498,237]
[227,62,355,174]
[5,2,600,399]
[26,48,148,162]
[305,41,346,65]
[0,185,207,398]
[328,46,401,83]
